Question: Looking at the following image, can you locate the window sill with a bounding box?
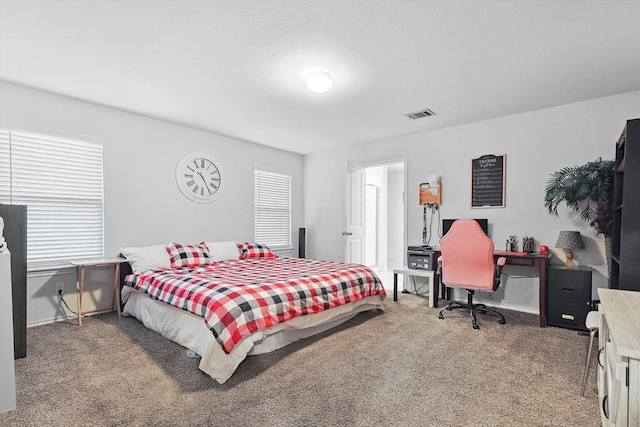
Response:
[27,262,75,274]
[272,246,295,256]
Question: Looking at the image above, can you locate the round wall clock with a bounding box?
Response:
[175,152,224,203]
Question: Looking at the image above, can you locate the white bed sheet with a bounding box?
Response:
[121,286,384,383]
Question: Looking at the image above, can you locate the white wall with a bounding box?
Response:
[305,90,640,313]
[0,81,304,325]
[3,80,640,320]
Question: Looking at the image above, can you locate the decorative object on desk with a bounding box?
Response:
[522,235,535,253]
[0,216,5,252]
[506,235,518,252]
[555,231,585,268]
[539,245,549,256]
[544,158,614,276]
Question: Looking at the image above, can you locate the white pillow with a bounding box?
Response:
[119,244,172,273]
[203,240,240,261]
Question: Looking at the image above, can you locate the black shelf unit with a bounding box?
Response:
[611,118,640,291]
[0,204,27,359]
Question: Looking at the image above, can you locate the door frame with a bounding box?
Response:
[344,160,366,263]
[345,157,407,268]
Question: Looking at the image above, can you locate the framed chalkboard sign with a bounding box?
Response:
[471,154,505,208]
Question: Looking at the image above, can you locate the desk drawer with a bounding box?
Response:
[548,281,591,300]
[504,257,534,266]
[547,266,592,300]
[546,297,590,331]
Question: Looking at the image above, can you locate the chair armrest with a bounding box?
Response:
[496,257,506,274]
[494,257,506,290]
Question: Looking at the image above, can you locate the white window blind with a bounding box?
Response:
[0,128,104,269]
[254,169,291,248]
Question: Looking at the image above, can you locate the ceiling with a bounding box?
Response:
[1,0,640,155]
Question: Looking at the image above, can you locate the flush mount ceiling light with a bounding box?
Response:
[306,71,333,93]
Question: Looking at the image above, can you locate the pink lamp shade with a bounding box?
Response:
[554,231,585,268]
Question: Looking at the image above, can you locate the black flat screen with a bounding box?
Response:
[442,218,488,237]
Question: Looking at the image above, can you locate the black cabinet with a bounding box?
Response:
[546,265,592,331]
[0,204,27,359]
[611,118,640,291]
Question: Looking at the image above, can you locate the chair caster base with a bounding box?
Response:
[437,298,506,329]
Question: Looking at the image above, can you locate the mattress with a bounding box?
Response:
[123,257,386,354]
[122,286,384,383]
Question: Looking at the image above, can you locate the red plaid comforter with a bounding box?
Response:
[124,258,386,353]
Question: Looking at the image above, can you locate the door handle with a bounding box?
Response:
[341,232,353,236]
[598,347,604,368]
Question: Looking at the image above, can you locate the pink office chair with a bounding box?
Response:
[438,219,507,329]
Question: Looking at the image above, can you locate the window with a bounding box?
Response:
[254,169,291,248]
[0,127,104,269]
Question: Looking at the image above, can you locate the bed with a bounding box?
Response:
[119,241,386,383]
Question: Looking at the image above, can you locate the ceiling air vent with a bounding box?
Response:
[405,109,435,120]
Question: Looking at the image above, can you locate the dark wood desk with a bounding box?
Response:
[434,252,550,327]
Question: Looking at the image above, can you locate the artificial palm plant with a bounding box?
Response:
[544,158,615,237]
[544,158,615,275]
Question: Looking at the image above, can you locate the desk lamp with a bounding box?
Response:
[555,231,585,268]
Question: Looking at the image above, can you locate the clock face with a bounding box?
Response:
[176,153,224,203]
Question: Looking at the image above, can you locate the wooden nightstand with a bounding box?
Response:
[69,258,126,326]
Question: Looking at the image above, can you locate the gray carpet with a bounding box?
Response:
[1,295,600,426]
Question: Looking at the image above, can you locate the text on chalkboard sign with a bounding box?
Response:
[471,154,505,208]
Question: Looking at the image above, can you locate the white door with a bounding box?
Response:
[345,160,365,264]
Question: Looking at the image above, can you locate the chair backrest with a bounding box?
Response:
[440,219,496,291]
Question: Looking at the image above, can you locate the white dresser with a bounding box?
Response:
[0,250,16,413]
[597,288,640,427]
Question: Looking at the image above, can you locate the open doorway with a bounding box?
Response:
[364,161,405,286]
